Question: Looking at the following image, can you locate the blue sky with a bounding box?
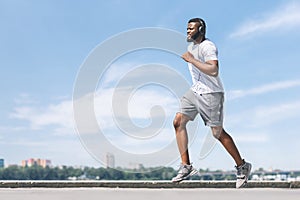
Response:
[1,0,300,171]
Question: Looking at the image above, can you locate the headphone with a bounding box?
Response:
[198,18,206,35]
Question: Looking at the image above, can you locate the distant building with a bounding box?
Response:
[106,153,115,168]
[21,158,51,168]
[0,159,4,168]
[128,162,144,170]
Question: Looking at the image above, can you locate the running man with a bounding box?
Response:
[172,18,251,188]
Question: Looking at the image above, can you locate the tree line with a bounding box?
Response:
[0,165,177,180]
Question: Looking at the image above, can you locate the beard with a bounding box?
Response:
[187,31,201,42]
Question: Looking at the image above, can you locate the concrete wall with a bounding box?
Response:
[0,180,299,188]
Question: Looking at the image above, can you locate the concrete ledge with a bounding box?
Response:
[0,180,300,188]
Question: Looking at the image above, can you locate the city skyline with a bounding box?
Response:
[0,155,298,173]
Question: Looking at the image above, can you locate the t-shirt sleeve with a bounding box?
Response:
[203,42,218,62]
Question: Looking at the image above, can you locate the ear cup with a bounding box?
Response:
[198,19,205,35]
[198,26,204,35]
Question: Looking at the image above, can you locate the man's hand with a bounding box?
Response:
[182,51,219,77]
[181,51,194,63]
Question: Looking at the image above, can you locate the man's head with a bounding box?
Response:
[186,18,206,42]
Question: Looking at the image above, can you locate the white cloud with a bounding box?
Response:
[254,100,300,126]
[102,126,176,154]
[230,2,300,38]
[226,100,300,129]
[0,125,27,133]
[227,79,300,100]
[119,88,177,119]
[10,85,179,135]
[100,62,138,87]
[10,99,74,133]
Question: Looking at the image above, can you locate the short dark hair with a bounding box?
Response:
[188,18,206,35]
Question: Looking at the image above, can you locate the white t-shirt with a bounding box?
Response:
[187,39,224,94]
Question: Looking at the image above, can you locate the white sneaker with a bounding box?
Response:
[236,160,252,188]
[172,163,198,183]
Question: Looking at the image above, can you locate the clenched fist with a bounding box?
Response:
[181,51,195,63]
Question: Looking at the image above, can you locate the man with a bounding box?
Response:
[171,18,251,188]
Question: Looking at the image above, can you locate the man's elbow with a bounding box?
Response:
[210,67,219,77]
[206,61,219,77]
[210,71,218,77]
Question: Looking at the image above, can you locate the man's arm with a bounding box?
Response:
[181,51,219,77]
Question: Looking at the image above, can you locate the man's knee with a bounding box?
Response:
[173,114,181,130]
[173,113,188,130]
[211,126,223,139]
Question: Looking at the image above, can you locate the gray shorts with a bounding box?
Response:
[179,89,224,127]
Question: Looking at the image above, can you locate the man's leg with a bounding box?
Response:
[212,127,252,188]
[172,113,198,183]
[211,126,244,166]
[173,113,191,165]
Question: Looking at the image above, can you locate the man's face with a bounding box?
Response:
[187,22,200,42]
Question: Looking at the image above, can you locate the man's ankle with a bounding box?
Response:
[182,162,191,166]
[236,159,245,168]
